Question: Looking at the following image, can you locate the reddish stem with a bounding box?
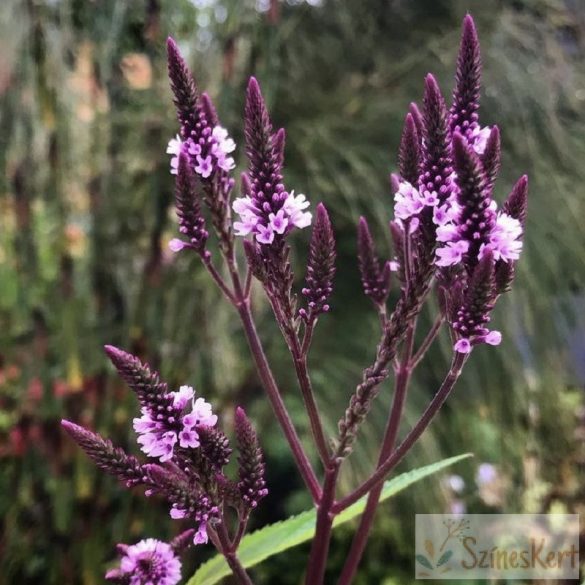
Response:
[305,464,339,585]
[236,300,321,502]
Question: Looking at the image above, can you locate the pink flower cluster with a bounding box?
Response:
[435,205,522,267]
[467,124,491,155]
[133,385,217,463]
[232,190,312,244]
[106,538,182,585]
[167,125,236,178]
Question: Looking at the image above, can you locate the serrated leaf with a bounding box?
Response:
[187,453,472,585]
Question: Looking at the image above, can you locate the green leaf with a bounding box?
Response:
[187,453,472,585]
[436,549,453,567]
[415,555,435,571]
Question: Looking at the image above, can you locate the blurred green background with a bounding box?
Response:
[0,0,584,583]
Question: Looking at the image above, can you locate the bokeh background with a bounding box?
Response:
[1,0,584,583]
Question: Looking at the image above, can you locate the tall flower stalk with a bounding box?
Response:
[62,15,526,585]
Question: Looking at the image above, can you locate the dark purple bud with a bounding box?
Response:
[103,345,174,413]
[495,261,515,295]
[481,126,501,191]
[398,113,420,186]
[197,425,232,470]
[301,203,336,321]
[273,127,286,169]
[175,152,208,253]
[61,420,146,488]
[166,37,200,138]
[234,407,268,510]
[421,74,454,208]
[452,249,497,339]
[170,529,197,553]
[452,131,495,272]
[408,102,424,146]
[450,14,481,136]
[200,92,219,127]
[357,217,390,306]
[503,175,528,226]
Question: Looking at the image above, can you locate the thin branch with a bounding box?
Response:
[333,351,468,513]
[201,254,237,304]
[336,322,416,585]
[411,314,444,368]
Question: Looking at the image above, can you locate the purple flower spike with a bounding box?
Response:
[300,203,336,322]
[450,15,482,140]
[172,151,209,254]
[421,74,455,210]
[398,113,420,186]
[450,131,496,271]
[232,77,311,245]
[235,407,268,510]
[503,174,528,226]
[105,538,182,585]
[166,37,200,139]
[104,345,173,413]
[61,420,146,488]
[452,249,499,351]
[357,217,391,307]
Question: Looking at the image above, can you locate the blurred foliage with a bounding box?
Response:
[0,0,584,583]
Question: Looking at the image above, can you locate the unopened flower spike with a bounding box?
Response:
[450,15,490,156]
[235,407,268,510]
[170,151,209,255]
[300,202,336,322]
[452,249,500,353]
[357,217,391,306]
[105,538,182,585]
[412,74,456,252]
[481,125,501,191]
[408,101,424,146]
[398,112,420,186]
[61,420,146,488]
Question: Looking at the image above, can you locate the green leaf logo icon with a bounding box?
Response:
[416,555,435,571]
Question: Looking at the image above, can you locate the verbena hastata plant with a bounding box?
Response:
[62,15,527,585]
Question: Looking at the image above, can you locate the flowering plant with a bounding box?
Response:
[62,14,527,585]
